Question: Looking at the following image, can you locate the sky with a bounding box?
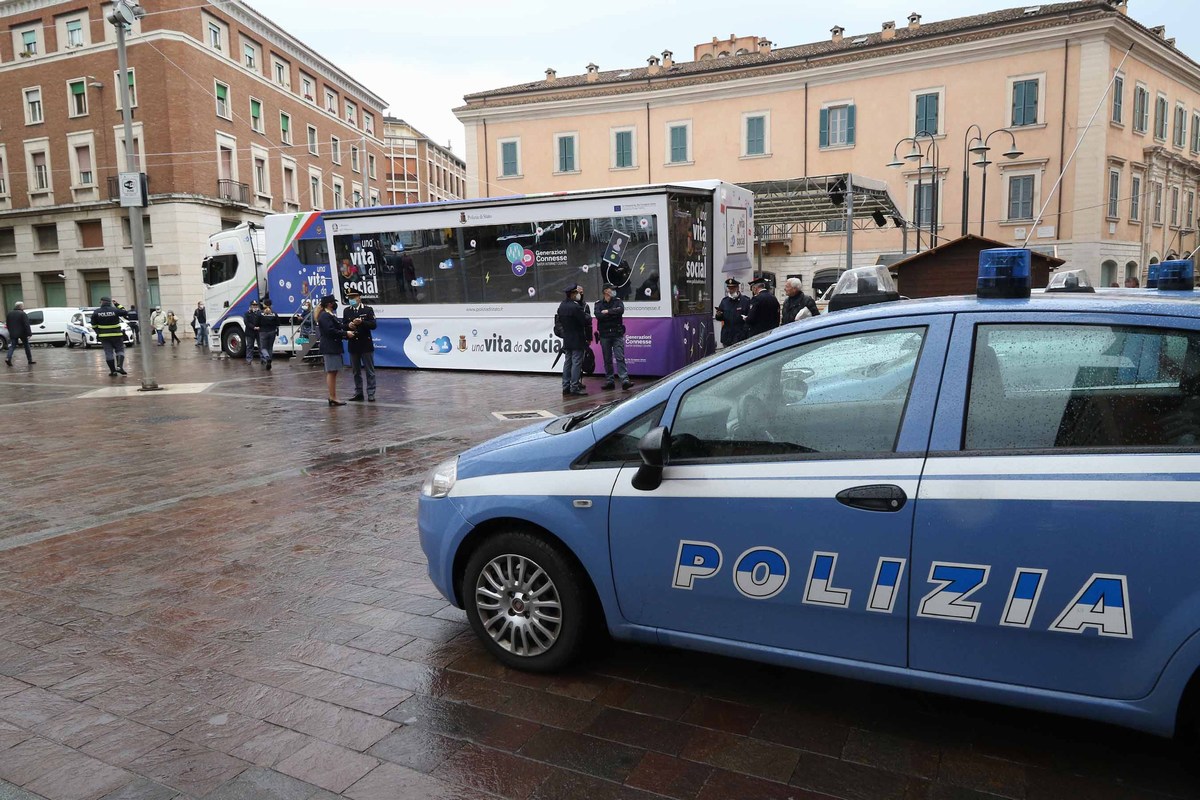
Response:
[245,0,1197,158]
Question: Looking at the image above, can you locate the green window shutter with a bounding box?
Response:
[1012,82,1023,125]
[846,105,856,145]
[819,108,829,148]
[216,84,227,101]
[281,114,289,133]
[746,116,764,154]
[670,126,687,162]
[251,100,261,117]
[615,131,631,167]
[70,81,84,95]
[1025,81,1038,123]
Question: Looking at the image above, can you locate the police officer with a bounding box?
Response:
[342,290,378,401]
[746,276,781,336]
[781,277,820,323]
[91,297,129,376]
[594,283,632,391]
[243,300,261,364]
[557,285,590,396]
[715,278,751,346]
[257,298,281,370]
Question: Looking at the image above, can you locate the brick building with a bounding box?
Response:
[0,0,388,316]
[381,116,466,205]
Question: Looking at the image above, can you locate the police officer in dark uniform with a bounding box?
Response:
[243,300,261,364]
[746,276,781,336]
[715,277,751,346]
[342,290,378,401]
[90,297,129,376]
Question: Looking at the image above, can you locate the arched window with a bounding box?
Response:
[1100,259,1117,287]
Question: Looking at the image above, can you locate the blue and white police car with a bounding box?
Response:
[419,251,1200,739]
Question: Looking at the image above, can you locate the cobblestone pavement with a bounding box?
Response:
[0,343,1196,799]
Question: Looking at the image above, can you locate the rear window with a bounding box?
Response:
[26,311,43,325]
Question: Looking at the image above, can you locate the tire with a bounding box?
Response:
[52,339,66,348]
[221,326,245,359]
[462,531,589,672]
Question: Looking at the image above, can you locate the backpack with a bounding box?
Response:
[553,313,564,339]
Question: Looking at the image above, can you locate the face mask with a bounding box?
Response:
[349,299,359,307]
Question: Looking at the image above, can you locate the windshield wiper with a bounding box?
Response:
[564,401,618,431]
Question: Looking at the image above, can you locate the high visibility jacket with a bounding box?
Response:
[91,304,127,340]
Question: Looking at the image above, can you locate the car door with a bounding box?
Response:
[608,314,952,666]
[26,310,48,343]
[912,311,1200,700]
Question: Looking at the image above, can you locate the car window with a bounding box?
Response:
[669,327,926,460]
[71,314,83,325]
[27,311,43,325]
[589,403,666,464]
[965,323,1200,450]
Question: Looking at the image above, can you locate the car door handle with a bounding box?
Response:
[836,484,908,512]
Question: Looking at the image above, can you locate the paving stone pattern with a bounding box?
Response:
[0,346,1196,798]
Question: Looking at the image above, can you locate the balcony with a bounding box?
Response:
[107,174,150,201]
[217,179,249,205]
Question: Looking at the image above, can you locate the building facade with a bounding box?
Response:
[454,0,1200,289]
[381,117,466,205]
[0,0,388,316]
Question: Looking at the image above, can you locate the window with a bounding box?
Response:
[273,57,289,88]
[668,122,690,163]
[352,188,362,207]
[282,164,297,204]
[34,223,58,252]
[363,112,375,136]
[280,112,291,144]
[0,154,8,196]
[118,68,137,107]
[591,404,666,463]
[25,88,43,124]
[21,29,38,56]
[254,157,268,195]
[325,89,337,115]
[1007,175,1035,220]
[1193,112,1200,154]
[207,21,222,51]
[1131,175,1142,221]
[250,98,263,132]
[66,19,84,48]
[307,125,318,155]
[744,114,766,156]
[1189,191,1196,230]
[368,154,376,180]
[242,39,258,70]
[332,180,343,209]
[77,219,103,249]
[301,74,315,102]
[0,229,14,254]
[668,327,926,460]
[1133,85,1149,133]
[913,183,934,227]
[964,324,1200,451]
[344,100,357,126]
[499,139,520,177]
[310,173,322,208]
[120,215,152,246]
[75,145,94,186]
[215,82,230,118]
[819,104,855,147]
[69,80,88,117]
[1111,75,1123,123]
[824,218,846,233]
[1174,105,1187,147]
[1012,79,1039,127]
[613,128,634,169]
[1153,182,1163,224]
[1107,170,1120,219]
[1155,95,1168,140]
[351,146,360,173]
[915,92,939,136]
[31,152,50,191]
[1171,187,1179,227]
[555,133,577,173]
[331,137,341,164]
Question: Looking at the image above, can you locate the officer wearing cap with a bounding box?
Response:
[594,282,633,391]
[342,289,378,401]
[746,276,781,336]
[90,296,129,376]
[715,278,751,346]
[243,300,261,364]
[556,284,590,395]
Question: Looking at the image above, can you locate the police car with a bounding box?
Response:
[419,250,1200,739]
[66,309,135,348]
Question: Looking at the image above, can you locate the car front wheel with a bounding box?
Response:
[462,531,589,672]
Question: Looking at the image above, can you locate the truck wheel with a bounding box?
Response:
[462,531,589,673]
[221,327,245,359]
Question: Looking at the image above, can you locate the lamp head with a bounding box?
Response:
[886,157,905,169]
[968,140,989,155]
[1002,146,1024,159]
[904,145,923,162]
[973,158,993,168]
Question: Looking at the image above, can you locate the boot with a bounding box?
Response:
[106,359,117,376]
[115,356,127,376]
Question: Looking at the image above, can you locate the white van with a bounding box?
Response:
[22,307,78,347]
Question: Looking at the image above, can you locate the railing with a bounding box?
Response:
[217,179,249,204]
[107,174,151,200]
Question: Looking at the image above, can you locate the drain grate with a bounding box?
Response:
[491,409,557,421]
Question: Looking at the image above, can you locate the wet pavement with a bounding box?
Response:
[0,342,1196,799]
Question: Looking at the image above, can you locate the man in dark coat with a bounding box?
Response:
[90,297,128,376]
[715,278,751,346]
[557,285,590,396]
[781,277,820,324]
[746,276,781,336]
[342,290,378,401]
[5,301,33,366]
[594,283,632,391]
[243,300,261,364]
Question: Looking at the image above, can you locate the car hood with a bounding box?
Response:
[458,419,557,461]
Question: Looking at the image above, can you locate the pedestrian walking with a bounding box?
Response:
[594,283,633,390]
[715,278,751,346]
[150,307,167,345]
[127,305,141,344]
[243,300,261,363]
[166,311,181,344]
[781,277,820,323]
[257,298,280,370]
[5,301,34,366]
[90,297,129,376]
[556,285,589,396]
[192,301,208,346]
[746,276,781,336]
[316,295,347,406]
[342,290,378,401]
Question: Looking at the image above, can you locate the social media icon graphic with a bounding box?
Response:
[528,287,537,297]
[513,262,527,277]
[469,239,476,248]
[522,249,535,267]
[505,243,524,264]
[426,335,453,355]
[639,217,650,229]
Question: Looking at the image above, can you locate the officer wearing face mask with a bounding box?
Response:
[342,290,378,402]
[715,278,750,346]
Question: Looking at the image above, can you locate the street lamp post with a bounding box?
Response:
[108,0,157,390]
[966,127,1023,237]
[887,134,940,252]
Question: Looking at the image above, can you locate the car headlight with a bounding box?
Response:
[421,457,458,498]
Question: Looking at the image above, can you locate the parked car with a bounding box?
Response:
[419,254,1200,741]
[22,307,78,347]
[66,309,135,348]
[0,321,8,351]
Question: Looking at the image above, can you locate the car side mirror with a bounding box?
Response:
[632,426,670,491]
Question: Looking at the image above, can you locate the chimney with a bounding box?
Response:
[586,62,599,82]
[1149,25,1166,38]
[831,25,844,43]
[646,55,660,76]
[1166,37,1176,48]
[1112,0,1128,14]
[907,12,922,30]
[545,68,556,83]
[757,37,772,55]
[662,50,674,68]
[881,20,896,40]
